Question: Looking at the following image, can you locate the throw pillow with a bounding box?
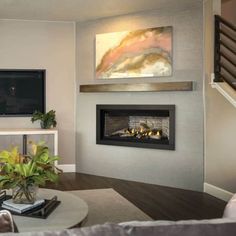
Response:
[223,194,236,218]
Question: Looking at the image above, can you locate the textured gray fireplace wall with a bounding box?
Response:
[76,2,204,191]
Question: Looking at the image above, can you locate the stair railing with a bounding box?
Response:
[214,15,236,90]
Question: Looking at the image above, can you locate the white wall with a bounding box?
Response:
[204,0,236,196]
[0,20,76,164]
[222,0,236,24]
[76,3,204,191]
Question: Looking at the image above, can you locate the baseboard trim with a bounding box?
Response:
[204,183,233,202]
[211,81,236,108]
[57,164,76,173]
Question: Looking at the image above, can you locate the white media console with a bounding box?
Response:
[0,128,58,163]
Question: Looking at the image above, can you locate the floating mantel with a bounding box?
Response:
[79,81,193,93]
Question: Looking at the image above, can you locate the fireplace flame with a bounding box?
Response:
[111,124,164,140]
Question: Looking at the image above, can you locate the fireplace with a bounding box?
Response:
[96,105,175,150]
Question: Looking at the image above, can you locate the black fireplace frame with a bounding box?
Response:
[96,104,175,150]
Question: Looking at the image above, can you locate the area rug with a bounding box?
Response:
[68,188,152,226]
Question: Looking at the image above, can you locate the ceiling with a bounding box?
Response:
[0,0,201,22]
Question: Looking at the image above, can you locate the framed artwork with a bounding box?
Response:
[96,26,172,79]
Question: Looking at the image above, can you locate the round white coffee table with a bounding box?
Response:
[12,188,88,232]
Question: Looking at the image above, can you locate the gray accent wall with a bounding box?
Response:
[76,3,204,191]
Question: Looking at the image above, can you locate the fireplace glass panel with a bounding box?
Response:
[104,113,169,143]
[97,105,175,150]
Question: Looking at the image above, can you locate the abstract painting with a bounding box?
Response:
[96,26,172,79]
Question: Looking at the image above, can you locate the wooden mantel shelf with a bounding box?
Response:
[80,81,193,93]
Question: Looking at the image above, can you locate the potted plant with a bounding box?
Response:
[0,142,61,204]
[31,110,57,129]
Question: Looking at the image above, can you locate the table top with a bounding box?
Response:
[0,128,58,135]
[12,188,88,232]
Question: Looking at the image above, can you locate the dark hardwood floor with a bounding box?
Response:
[45,172,226,221]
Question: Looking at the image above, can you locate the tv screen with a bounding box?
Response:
[0,70,45,116]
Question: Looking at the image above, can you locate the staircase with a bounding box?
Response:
[212,15,236,107]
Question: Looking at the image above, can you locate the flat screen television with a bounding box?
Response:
[0,69,45,116]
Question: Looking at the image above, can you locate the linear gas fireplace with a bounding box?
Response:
[96,105,175,150]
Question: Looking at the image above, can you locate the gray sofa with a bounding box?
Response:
[1,194,236,236]
[2,218,236,236]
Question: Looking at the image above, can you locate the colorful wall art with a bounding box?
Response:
[96,26,172,79]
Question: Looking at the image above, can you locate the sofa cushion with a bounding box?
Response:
[0,210,16,233]
[3,219,236,236]
[119,218,236,227]
[223,194,236,218]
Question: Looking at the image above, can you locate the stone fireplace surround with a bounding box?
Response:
[96,105,175,150]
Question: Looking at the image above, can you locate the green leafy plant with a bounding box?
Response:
[31,110,57,129]
[0,143,62,203]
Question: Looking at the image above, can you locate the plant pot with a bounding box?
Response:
[40,121,52,129]
[12,184,38,204]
